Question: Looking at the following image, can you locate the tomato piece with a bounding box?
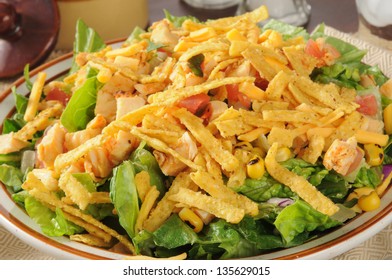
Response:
[356,94,378,116]
[45,87,69,106]
[305,39,325,59]
[226,84,251,109]
[254,72,269,91]
[178,93,210,115]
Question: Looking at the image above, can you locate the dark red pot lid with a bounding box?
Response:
[0,0,60,78]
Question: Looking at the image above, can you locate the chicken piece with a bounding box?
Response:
[323,137,358,175]
[116,96,146,120]
[64,115,107,151]
[0,133,28,154]
[36,123,66,169]
[150,20,180,50]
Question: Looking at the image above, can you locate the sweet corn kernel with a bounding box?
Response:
[246,155,265,179]
[234,141,253,151]
[383,103,392,135]
[97,67,113,84]
[178,207,203,233]
[364,143,384,166]
[275,147,292,162]
[358,191,380,212]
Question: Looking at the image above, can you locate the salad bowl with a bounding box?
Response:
[0,16,391,259]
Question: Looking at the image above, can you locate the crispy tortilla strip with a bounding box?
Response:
[169,188,245,224]
[148,76,254,105]
[54,134,106,175]
[124,252,187,260]
[282,45,317,76]
[293,77,359,113]
[179,41,229,62]
[89,192,111,204]
[213,108,255,137]
[205,5,268,29]
[302,134,325,164]
[28,188,136,253]
[24,72,47,122]
[131,126,201,171]
[59,172,92,210]
[14,103,63,142]
[325,111,364,149]
[265,143,339,216]
[208,58,240,81]
[135,186,160,233]
[238,127,269,142]
[262,109,320,124]
[242,48,277,81]
[267,127,299,147]
[135,171,151,202]
[143,172,198,232]
[70,234,113,248]
[172,108,239,172]
[191,170,258,216]
[266,71,294,101]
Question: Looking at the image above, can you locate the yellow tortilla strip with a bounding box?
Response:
[190,170,259,216]
[265,143,339,216]
[147,76,254,105]
[135,186,160,233]
[169,188,245,224]
[172,108,239,172]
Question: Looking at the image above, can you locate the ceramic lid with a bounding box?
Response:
[0,0,60,78]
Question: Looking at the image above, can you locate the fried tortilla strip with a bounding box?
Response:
[266,70,294,101]
[143,172,198,232]
[70,234,113,248]
[265,143,339,216]
[282,45,317,76]
[130,126,201,171]
[169,188,245,224]
[28,188,136,253]
[262,109,320,125]
[301,134,325,164]
[191,170,259,216]
[54,134,106,175]
[58,172,92,210]
[14,102,63,142]
[179,41,229,62]
[148,76,254,105]
[172,108,239,172]
[324,111,364,149]
[135,186,160,233]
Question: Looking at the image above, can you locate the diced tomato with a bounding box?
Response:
[178,93,210,115]
[356,94,378,116]
[305,39,325,59]
[199,102,213,124]
[45,87,69,106]
[254,72,269,91]
[226,84,251,109]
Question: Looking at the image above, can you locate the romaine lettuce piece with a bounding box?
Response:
[110,160,139,238]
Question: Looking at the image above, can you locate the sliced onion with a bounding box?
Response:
[267,198,294,207]
[382,165,392,178]
[21,150,36,173]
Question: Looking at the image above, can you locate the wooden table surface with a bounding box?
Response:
[148,0,359,33]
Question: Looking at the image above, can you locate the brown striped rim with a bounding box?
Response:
[0,38,391,260]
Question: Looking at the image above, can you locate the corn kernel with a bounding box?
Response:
[178,207,204,233]
[383,103,392,134]
[275,147,292,162]
[246,155,265,179]
[364,143,384,166]
[358,191,380,212]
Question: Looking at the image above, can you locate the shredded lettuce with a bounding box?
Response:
[262,19,309,40]
[0,164,24,192]
[164,9,199,28]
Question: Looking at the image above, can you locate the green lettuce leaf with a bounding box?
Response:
[352,166,382,188]
[70,19,106,73]
[0,164,24,192]
[164,9,199,28]
[25,196,83,236]
[236,174,294,202]
[263,19,309,40]
[110,160,139,238]
[130,142,167,198]
[274,199,341,243]
[60,71,101,132]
